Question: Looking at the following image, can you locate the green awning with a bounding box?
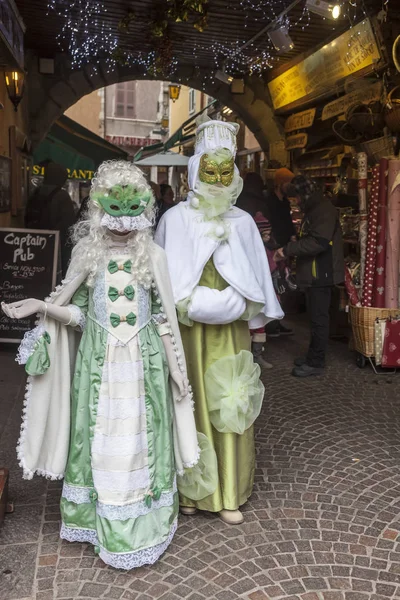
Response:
[33,115,128,180]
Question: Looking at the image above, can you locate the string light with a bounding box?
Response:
[47,0,386,79]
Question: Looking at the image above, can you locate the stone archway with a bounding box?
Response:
[27,54,282,150]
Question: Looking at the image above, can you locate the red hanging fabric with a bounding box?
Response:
[362,165,380,307]
[385,159,400,308]
[381,319,400,367]
[373,158,388,308]
[345,266,361,307]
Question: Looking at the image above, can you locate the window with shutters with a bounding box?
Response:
[114,82,135,118]
[189,88,196,114]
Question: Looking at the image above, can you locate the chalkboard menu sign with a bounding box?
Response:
[0,228,59,342]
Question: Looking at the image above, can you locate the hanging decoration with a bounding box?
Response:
[47,0,386,81]
[166,0,209,30]
[118,11,136,33]
[47,0,119,69]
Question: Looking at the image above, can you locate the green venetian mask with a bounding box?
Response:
[93,184,152,217]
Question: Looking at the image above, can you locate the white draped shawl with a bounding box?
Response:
[155,201,284,328]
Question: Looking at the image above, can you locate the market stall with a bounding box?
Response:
[264,14,400,355]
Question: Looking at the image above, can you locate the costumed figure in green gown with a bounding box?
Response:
[155,116,284,525]
[1,161,218,569]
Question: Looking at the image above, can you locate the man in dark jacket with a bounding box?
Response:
[25,162,76,276]
[236,172,265,217]
[265,168,296,247]
[264,168,296,338]
[274,175,345,378]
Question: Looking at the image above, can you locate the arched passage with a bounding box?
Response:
[27,55,282,150]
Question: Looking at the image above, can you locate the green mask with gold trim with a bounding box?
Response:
[93,184,152,217]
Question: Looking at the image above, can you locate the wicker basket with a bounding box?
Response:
[346,103,384,135]
[384,87,400,133]
[349,305,400,357]
[332,120,363,144]
[360,134,394,164]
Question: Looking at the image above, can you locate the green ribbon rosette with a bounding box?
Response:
[204,349,264,435]
[25,331,51,376]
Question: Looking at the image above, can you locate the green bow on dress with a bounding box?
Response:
[108,259,132,274]
[108,285,135,302]
[25,331,51,376]
[110,312,137,328]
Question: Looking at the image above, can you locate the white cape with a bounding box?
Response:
[155,201,284,327]
[18,242,199,480]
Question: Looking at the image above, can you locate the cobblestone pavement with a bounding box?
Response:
[1,322,400,600]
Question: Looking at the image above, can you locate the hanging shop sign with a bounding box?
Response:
[268,19,381,112]
[105,136,159,148]
[0,0,25,71]
[321,81,383,121]
[285,133,308,150]
[284,108,316,133]
[0,228,59,342]
[32,165,95,181]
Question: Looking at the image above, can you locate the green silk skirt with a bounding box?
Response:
[179,259,255,512]
[60,284,177,569]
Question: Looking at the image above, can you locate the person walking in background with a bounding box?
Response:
[274,175,345,378]
[236,173,274,368]
[236,172,265,216]
[25,162,76,277]
[150,181,161,204]
[265,167,297,338]
[156,183,175,226]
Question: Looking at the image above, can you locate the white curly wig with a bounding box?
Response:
[71,160,156,289]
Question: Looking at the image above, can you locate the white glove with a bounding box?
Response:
[161,333,189,400]
[188,285,246,325]
[1,299,72,325]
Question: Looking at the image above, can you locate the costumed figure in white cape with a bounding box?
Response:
[155,117,284,525]
[2,161,217,569]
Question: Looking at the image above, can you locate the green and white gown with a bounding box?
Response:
[60,239,177,569]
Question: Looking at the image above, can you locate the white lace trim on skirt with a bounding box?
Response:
[62,480,177,521]
[101,361,144,383]
[92,465,150,493]
[97,395,146,420]
[60,519,177,570]
[91,430,148,457]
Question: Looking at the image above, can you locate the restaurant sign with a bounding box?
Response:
[105,136,159,147]
[321,81,382,121]
[32,165,94,181]
[285,133,308,150]
[284,108,316,133]
[268,19,381,111]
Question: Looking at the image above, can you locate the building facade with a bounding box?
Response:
[65,81,169,159]
[65,90,103,138]
[0,0,30,227]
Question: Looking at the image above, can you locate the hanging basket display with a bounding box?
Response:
[384,87,400,133]
[204,350,264,435]
[393,34,400,73]
[346,102,384,135]
[360,134,394,165]
[332,120,363,145]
